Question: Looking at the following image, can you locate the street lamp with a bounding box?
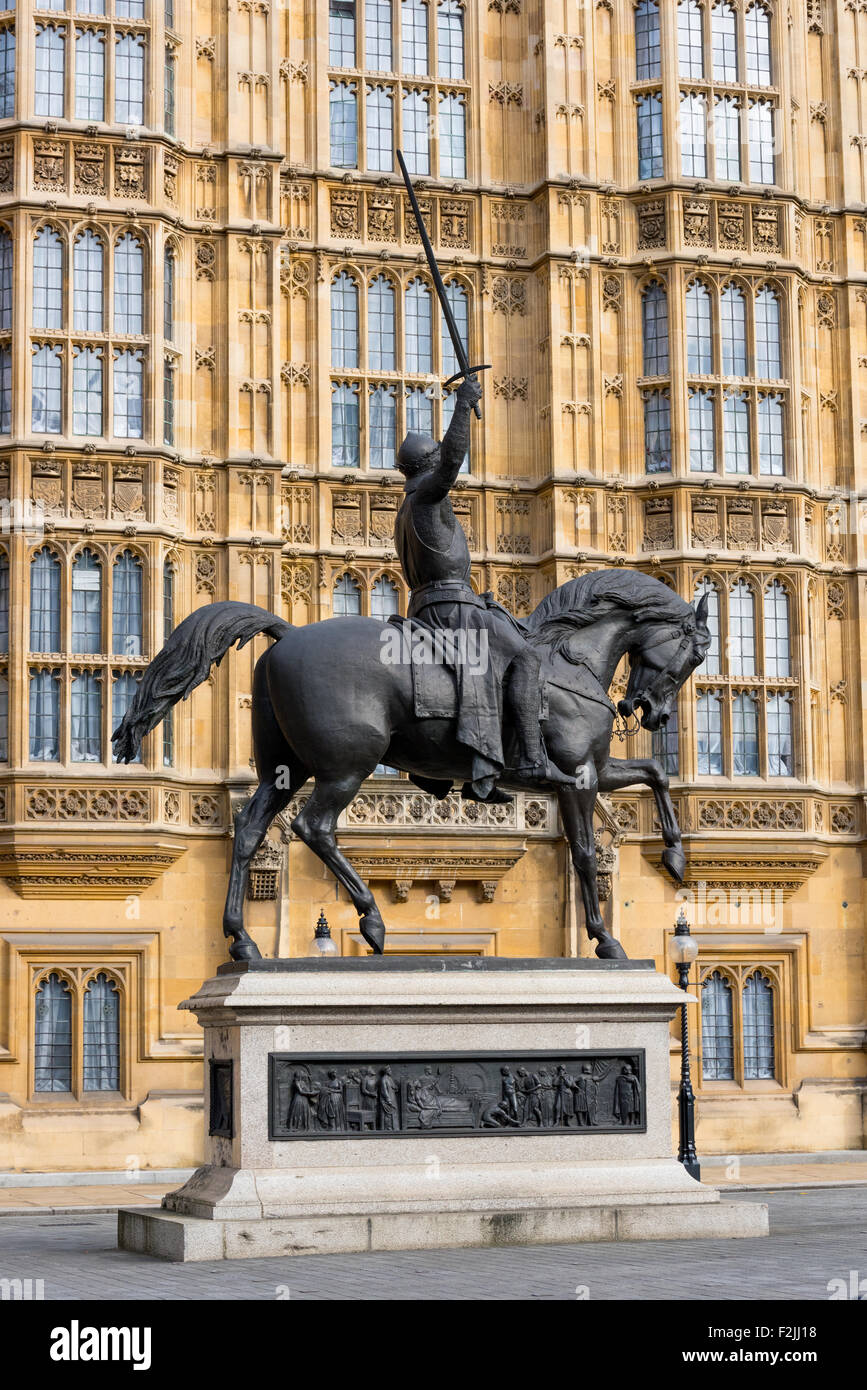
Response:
[307,909,339,957]
[667,907,701,1182]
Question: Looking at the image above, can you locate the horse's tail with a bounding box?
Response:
[112,601,290,763]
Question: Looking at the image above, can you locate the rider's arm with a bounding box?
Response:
[415,378,481,502]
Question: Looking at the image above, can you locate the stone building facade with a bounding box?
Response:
[0,0,864,1170]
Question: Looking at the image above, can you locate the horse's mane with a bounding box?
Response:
[524,569,694,647]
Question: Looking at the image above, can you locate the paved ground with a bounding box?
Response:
[0,1188,864,1300]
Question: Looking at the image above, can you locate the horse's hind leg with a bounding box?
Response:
[291,775,387,954]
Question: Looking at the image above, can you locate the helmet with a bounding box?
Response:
[397,431,439,476]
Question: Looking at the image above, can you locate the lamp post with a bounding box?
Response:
[667,907,700,1182]
[307,909,338,957]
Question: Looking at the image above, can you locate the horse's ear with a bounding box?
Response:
[695,592,709,626]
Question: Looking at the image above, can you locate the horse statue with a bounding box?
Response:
[112,569,710,962]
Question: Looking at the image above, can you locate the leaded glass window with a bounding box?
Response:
[331,272,359,368]
[333,573,361,616]
[766,694,792,776]
[112,349,143,438]
[678,1,704,78]
[0,552,7,654]
[406,385,432,436]
[115,33,145,125]
[402,0,428,75]
[689,389,715,472]
[748,100,774,183]
[71,548,101,652]
[728,580,756,676]
[72,346,103,436]
[75,27,105,121]
[33,227,63,330]
[696,691,723,773]
[711,2,738,81]
[29,669,60,760]
[0,230,10,333]
[680,93,707,178]
[635,0,660,81]
[329,81,358,167]
[35,25,65,118]
[757,392,784,475]
[438,93,466,178]
[366,85,393,172]
[686,281,713,374]
[163,248,175,342]
[83,974,120,1090]
[0,673,7,761]
[331,383,359,466]
[642,283,669,376]
[643,389,671,472]
[71,670,101,761]
[714,96,740,180]
[163,558,173,641]
[74,231,104,332]
[0,26,15,119]
[371,575,400,620]
[30,548,60,652]
[112,549,142,656]
[723,391,750,473]
[113,234,143,333]
[32,344,62,434]
[164,47,175,135]
[732,692,759,775]
[402,90,430,174]
[34,974,72,1091]
[368,275,395,371]
[763,581,790,678]
[441,281,468,379]
[637,93,663,179]
[369,385,396,468]
[0,344,9,432]
[163,358,174,446]
[365,0,391,70]
[405,278,432,373]
[745,3,772,86]
[652,705,679,775]
[720,285,747,376]
[701,972,734,1079]
[116,0,145,15]
[754,288,781,378]
[694,580,721,675]
[438,1,464,79]
[742,973,775,1078]
[329,0,355,66]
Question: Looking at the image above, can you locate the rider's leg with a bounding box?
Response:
[505,648,576,786]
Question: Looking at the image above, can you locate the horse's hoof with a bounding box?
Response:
[661,847,686,884]
[594,934,628,961]
[360,913,386,955]
[228,936,262,962]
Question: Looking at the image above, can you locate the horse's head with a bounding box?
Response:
[619,591,711,732]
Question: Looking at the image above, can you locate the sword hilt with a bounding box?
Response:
[444,364,491,419]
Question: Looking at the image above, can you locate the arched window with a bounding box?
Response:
[678,0,704,78]
[642,284,668,376]
[402,0,429,75]
[701,971,734,1079]
[0,672,7,762]
[714,96,741,180]
[636,92,663,179]
[112,550,142,656]
[696,691,723,774]
[442,281,469,378]
[406,385,433,436]
[402,90,430,174]
[635,0,660,81]
[83,974,120,1090]
[732,692,759,775]
[71,670,101,762]
[757,392,784,475]
[333,573,361,616]
[405,279,432,373]
[329,81,358,168]
[0,342,9,433]
[163,247,175,342]
[30,548,61,652]
[728,580,756,676]
[763,581,790,677]
[0,27,15,120]
[754,288,781,379]
[331,383,359,467]
[371,575,400,621]
[72,346,103,436]
[688,388,715,472]
[748,100,774,183]
[366,86,393,172]
[723,391,750,473]
[369,385,396,469]
[439,93,466,178]
[0,230,12,332]
[711,2,738,81]
[329,0,355,65]
[368,275,395,371]
[643,389,671,473]
[686,282,713,374]
[652,705,679,775]
[35,25,66,118]
[75,27,105,121]
[720,285,746,376]
[438,1,464,79]
[32,344,63,434]
[71,549,101,653]
[34,974,72,1092]
[745,4,772,87]
[0,550,7,654]
[33,227,63,330]
[742,973,775,1078]
[163,558,174,641]
[366,0,392,68]
[680,93,707,178]
[331,272,359,369]
[73,231,104,332]
[115,33,145,124]
[766,694,792,776]
[112,349,143,438]
[29,670,60,760]
[694,580,721,675]
[113,234,143,334]
[112,672,141,764]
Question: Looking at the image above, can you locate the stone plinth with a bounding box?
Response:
[118,958,768,1260]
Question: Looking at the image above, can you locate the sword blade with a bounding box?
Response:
[396,148,470,378]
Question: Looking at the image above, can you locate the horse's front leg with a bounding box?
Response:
[557,780,627,961]
[598,755,685,884]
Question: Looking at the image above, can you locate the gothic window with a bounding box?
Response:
[742,972,775,1077]
[0,229,12,331]
[686,282,713,375]
[29,669,60,760]
[677,0,704,79]
[333,572,361,616]
[696,690,723,773]
[635,0,660,81]
[366,85,393,171]
[35,970,123,1096]
[163,247,175,342]
[642,283,669,376]
[402,90,430,174]
[745,3,772,86]
[113,234,143,333]
[406,384,432,435]
[723,391,750,473]
[35,24,65,118]
[766,693,793,776]
[720,286,747,376]
[680,93,707,178]
[82,974,120,1090]
[329,0,356,66]
[369,385,396,469]
[329,81,358,168]
[112,348,143,438]
[71,549,101,652]
[714,96,741,180]
[72,346,103,436]
[652,705,679,775]
[694,579,721,675]
[732,691,759,775]
[75,26,105,121]
[757,392,784,474]
[438,1,464,80]
[763,581,790,678]
[34,974,72,1091]
[30,548,60,652]
[70,669,101,761]
[700,971,734,1080]
[688,389,715,472]
[637,92,663,179]
[754,288,781,379]
[0,550,7,654]
[0,673,7,761]
[643,389,671,472]
[162,705,173,766]
[33,227,63,330]
[371,575,400,620]
[163,358,175,446]
[112,671,141,762]
[442,281,468,378]
[331,272,360,369]
[32,344,63,434]
[438,93,466,178]
[711,2,738,82]
[162,557,174,641]
[748,100,774,183]
[331,383,360,466]
[366,0,391,69]
[115,33,145,125]
[74,231,104,332]
[368,275,395,371]
[728,579,756,676]
[0,345,9,432]
[112,549,142,656]
[0,25,15,118]
[405,278,433,373]
[402,0,429,75]
[164,46,175,135]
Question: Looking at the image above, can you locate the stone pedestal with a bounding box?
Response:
[118,958,767,1260]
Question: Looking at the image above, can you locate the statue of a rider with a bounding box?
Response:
[394,375,576,801]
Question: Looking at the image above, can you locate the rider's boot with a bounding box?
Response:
[505,653,577,789]
[460,781,514,805]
